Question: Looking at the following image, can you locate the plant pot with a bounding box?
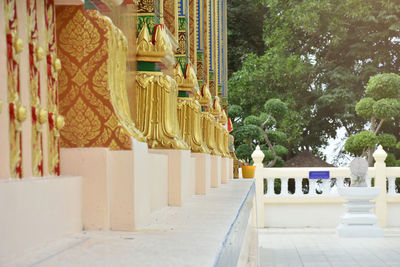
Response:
[242,165,256,178]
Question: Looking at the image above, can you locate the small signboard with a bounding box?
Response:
[309,171,330,179]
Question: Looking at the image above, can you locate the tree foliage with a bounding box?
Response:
[228,0,400,163]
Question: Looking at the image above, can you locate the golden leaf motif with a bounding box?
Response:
[93,61,108,97]
[108,140,120,150]
[58,51,78,76]
[62,97,101,146]
[59,84,80,112]
[59,9,100,62]
[104,113,120,131]
[82,42,107,76]
[93,128,111,146]
[58,70,69,94]
[71,69,88,86]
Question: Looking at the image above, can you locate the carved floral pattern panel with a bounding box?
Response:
[56,6,130,150]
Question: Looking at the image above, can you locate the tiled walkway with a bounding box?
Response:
[259,228,400,267]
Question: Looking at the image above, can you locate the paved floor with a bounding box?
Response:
[5,180,253,267]
[259,228,400,267]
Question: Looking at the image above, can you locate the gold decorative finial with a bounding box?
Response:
[220,109,227,125]
[198,84,212,107]
[137,23,171,62]
[211,96,222,119]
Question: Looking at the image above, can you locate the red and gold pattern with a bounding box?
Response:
[28,0,46,176]
[5,0,26,178]
[56,6,131,150]
[45,0,63,176]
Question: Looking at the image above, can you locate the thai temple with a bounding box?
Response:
[0,0,255,266]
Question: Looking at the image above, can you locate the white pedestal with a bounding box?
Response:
[337,187,383,237]
[192,153,211,195]
[211,155,221,188]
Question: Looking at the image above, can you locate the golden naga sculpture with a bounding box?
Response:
[174,64,209,153]
[105,17,146,143]
[135,24,188,150]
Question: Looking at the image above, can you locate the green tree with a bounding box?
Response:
[230,98,290,167]
[344,73,400,165]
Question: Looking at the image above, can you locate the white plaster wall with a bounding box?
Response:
[0,176,82,264]
[264,203,346,228]
[388,203,400,227]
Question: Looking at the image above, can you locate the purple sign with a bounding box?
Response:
[309,171,330,179]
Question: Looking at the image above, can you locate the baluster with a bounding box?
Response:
[294,178,302,195]
[267,178,275,196]
[388,177,396,195]
[336,177,345,188]
[309,179,317,195]
[281,178,289,196]
[322,179,330,195]
[366,176,372,187]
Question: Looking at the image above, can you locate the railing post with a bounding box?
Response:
[252,145,265,228]
[373,145,387,227]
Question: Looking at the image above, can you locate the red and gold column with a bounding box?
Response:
[27,0,47,177]
[5,0,27,178]
[45,0,64,176]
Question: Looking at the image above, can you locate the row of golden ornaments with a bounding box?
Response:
[135,24,231,158]
[3,35,65,132]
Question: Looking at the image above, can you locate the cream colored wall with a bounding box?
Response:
[0,176,82,264]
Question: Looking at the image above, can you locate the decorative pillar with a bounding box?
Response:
[27,0,47,177]
[56,6,134,150]
[174,63,209,153]
[45,0,64,176]
[5,0,27,178]
[252,145,265,228]
[135,24,188,149]
[373,145,388,227]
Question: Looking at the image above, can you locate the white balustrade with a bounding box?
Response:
[366,176,372,187]
[294,178,302,195]
[252,145,400,228]
[388,177,396,195]
[281,178,288,196]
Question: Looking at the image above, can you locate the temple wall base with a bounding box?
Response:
[149,149,193,206]
[192,153,211,195]
[60,139,169,231]
[211,155,222,188]
[0,176,82,264]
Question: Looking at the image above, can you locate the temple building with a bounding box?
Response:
[0,0,255,266]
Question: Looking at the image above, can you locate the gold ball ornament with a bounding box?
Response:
[38,108,48,124]
[55,115,65,130]
[14,38,23,54]
[54,58,62,72]
[17,105,27,122]
[36,47,44,61]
